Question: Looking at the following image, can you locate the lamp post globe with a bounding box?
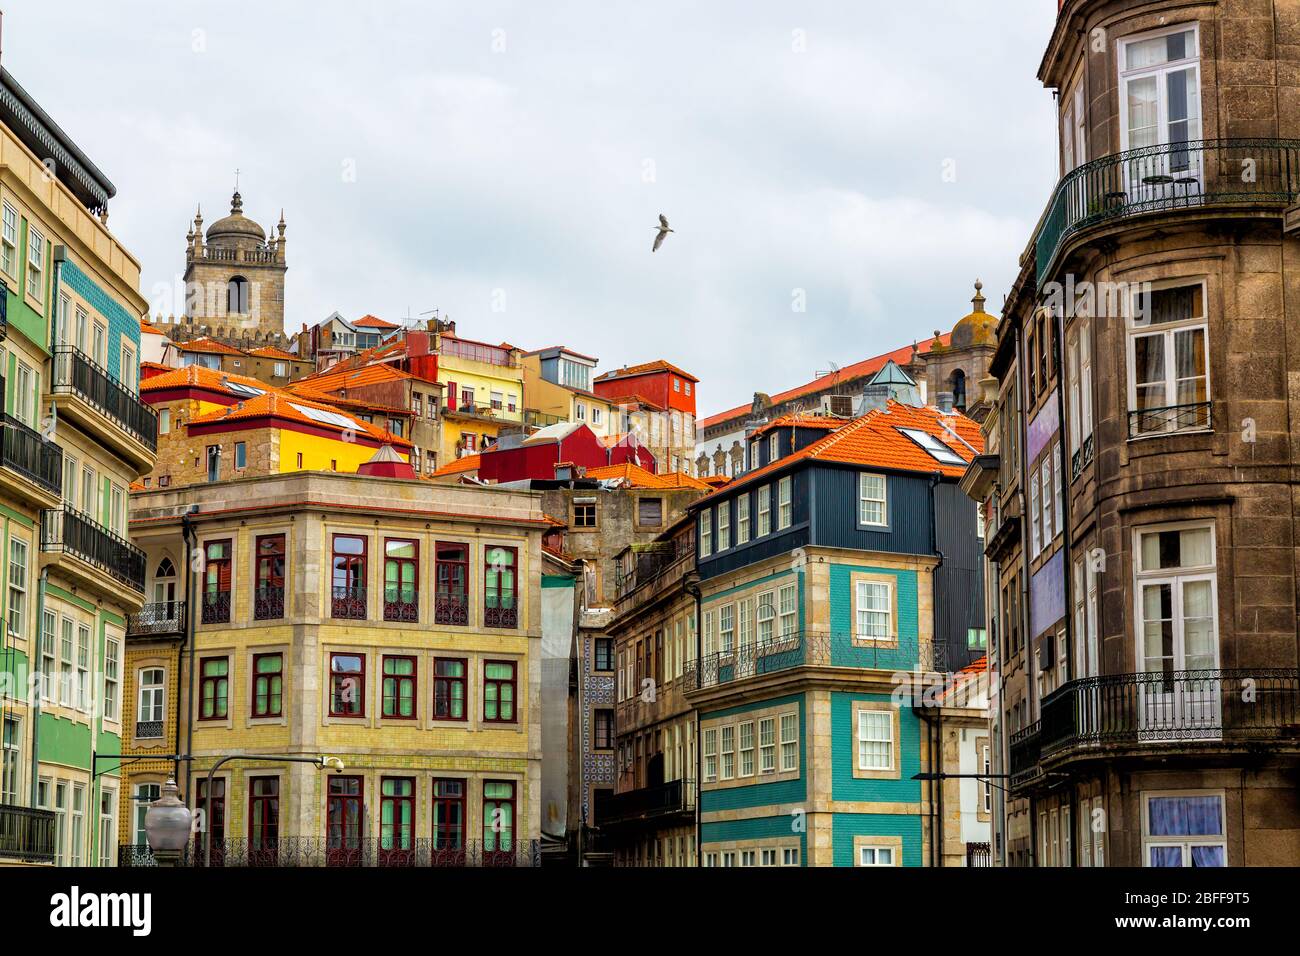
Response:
[145,778,192,866]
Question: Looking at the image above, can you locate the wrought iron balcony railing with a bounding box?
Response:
[201,589,231,625]
[254,585,285,621]
[40,506,146,592]
[1070,433,1093,481]
[120,837,541,868]
[135,719,164,739]
[127,601,186,638]
[384,587,418,623]
[51,346,158,451]
[1128,401,1211,439]
[484,604,518,629]
[1009,668,1300,788]
[332,585,367,620]
[434,593,469,626]
[596,778,696,828]
[1,414,62,495]
[1035,138,1300,286]
[683,630,944,693]
[0,803,56,863]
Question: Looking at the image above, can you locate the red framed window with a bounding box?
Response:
[431,778,466,861]
[379,777,415,865]
[201,539,232,624]
[196,777,225,866]
[247,776,279,865]
[484,546,517,628]
[383,539,418,622]
[331,534,367,620]
[435,542,469,625]
[483,659,516,723]
[199,656,228,720]
[382,655,416,719]
[251,653,282,717]
[254,534,286,620]
[433,657,467,720]
[482,780,516,863]
[326,775,364,867]
[329,652,366,717]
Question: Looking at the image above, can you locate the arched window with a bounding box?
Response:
[951,369,968,411]
[227,276,250,314]
[153,558,177,606]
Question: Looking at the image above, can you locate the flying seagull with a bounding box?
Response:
[652,214,674,252]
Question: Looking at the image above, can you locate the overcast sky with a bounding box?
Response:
[6,0,1058,418]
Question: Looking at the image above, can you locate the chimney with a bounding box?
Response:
[860,383,889,414]
[937,391,955,413]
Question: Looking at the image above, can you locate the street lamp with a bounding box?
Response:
[145,778,192,867]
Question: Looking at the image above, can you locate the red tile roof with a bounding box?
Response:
[296,363,413,392]
[583,463,711,490]
[698,336,950,429]
[600,394,664,412]
[139,364,271,396]
[595,360,698,384]
[747,414,848,440]
[354,314,400,329]
[176,336,246,356]
[187,390,413,448]
[247,346,301,361]
[429,454,481,477]
[697,400,983,503]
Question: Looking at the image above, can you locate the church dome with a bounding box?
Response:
[206,190,266,242]
[950,279,997,349]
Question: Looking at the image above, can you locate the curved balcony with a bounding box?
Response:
[1035,139,1300,287]
[1009,668,1300,789]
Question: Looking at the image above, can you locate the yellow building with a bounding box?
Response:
[121,470,547,866]
[138,365,412,489]
[0,65,156,866]
[520,346,618,439]
[436,332,524,462]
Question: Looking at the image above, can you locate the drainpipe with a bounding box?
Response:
[29,568,47,806]
[1013,321,1037,866]
[181,514,197,802]
[1051,307,1077,867]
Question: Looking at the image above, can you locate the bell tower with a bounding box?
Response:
[179,187,288,344]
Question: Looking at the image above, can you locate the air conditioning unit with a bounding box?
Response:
[822,395,854,418]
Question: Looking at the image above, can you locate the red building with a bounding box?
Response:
[593,360,698,416]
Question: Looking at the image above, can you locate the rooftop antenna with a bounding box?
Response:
[814,361,842,392]
[234,168,241,191]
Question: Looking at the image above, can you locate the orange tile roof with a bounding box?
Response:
[354,314,400,329]
[697,400,983,504]
[187,390,413,448]
[429,454,481,477]
[140,322,167,336]
[747,414,848,440]
[140,361,171,372]
[600,394,664,412]
[247,346,300,361]
[296,363,413,392]
[698,336,950,429]
[176,336,246,356]
[595,360,698,384]
[583,463,711,490]
[702,474,731,487]
[139,364,272,396]
[288,385,411,416]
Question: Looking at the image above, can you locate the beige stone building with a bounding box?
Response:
[974,0,1300,867]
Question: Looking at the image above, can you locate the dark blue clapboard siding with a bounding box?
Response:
[933,482,986,670]
[808,465,933,556]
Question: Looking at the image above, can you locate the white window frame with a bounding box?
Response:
[757,485,771,536]
[779,711,798,772]
[1126,278,1211,438]
[0,200,17,277]
[858,473,887,526]
[137,667,165,724]
[7,535,29,639]
[736,495,750,544]
[858,845,896,867]
[698,510,712,557]
[857,708,894,772]
[758,716,776,773]
[1131,520,1219,675]
[778,583,797,637]
[1141,789,1226,867]
[717,501,730,551]
[1117,24,1201,154]
[703,727,718,782]
[26,223,45,302]
[720,724,735,780]
[854,580,892,641]
[777,476,792,530]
